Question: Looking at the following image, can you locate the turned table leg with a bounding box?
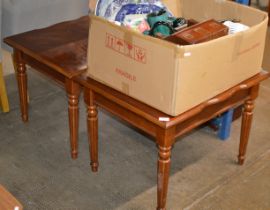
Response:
[66,79,81,159]
[238,85,259,165]
[156,129,174,210]
[14,50,28,122]
[238,99,255,165]
[85,88,99,172]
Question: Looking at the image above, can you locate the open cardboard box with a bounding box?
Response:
[87,0,268,116]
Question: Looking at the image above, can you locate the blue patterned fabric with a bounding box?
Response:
[95,0,170,22]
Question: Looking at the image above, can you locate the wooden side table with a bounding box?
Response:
[0,185,23,210]
[4,16,89,159]
[80,71,269,210]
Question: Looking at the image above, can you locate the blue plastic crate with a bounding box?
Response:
[235,0,250,5]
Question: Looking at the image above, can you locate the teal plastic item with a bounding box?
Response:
[147,10,170,27]
[145,9,175,37]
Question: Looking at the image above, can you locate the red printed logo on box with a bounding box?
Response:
[115,68,136,82]
[105,33,147,64]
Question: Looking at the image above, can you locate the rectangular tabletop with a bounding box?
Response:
[80,71,269,138]
[4,16,89,78]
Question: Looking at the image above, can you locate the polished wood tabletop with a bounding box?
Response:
[4,16,89,159]
[4,16,89,78]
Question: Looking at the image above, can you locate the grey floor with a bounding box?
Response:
[0,69,270,210]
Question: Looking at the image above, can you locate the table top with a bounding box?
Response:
[80,71,270,130]
[3,15,269,131]
[4,16,89,78]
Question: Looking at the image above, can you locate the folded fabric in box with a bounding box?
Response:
[223,21,249,34]
[122,14,150,33]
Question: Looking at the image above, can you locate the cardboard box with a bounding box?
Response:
[87,0,268,116]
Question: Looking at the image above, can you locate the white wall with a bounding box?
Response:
[1,0,89,75]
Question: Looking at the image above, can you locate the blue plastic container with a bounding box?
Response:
[235,0,250,5]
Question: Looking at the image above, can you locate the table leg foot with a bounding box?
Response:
[71,151,78,159]
[238,157,245,165]
[91,162,99,172]
[238,99,254,165]
[22,114,28,122]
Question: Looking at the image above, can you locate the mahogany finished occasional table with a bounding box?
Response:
[80,71,269,210]
[4,16,89,159]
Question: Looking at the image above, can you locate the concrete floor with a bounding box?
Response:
[1,16,270,210]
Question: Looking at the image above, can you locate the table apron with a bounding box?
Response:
[23,54,66,87]
[175,89,250,139]
[95,88,251,142]
[95,93,159,139]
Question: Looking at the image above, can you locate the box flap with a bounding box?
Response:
[179,0,267,26]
